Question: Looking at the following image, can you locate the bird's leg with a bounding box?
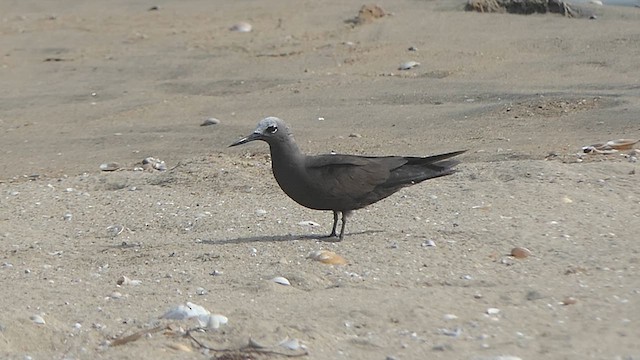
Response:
[328,210,339,238]
[338,211,352,240]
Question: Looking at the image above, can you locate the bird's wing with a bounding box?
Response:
[304,154,407,202]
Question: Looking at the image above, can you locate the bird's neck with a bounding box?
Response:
[268,135,304,170]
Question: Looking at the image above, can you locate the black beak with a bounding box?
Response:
[229,132,261,147]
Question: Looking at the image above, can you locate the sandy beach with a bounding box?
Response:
[1,1,639,359]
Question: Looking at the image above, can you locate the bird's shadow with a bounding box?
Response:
[200,230,383,245]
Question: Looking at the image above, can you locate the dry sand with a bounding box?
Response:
[1,0,639,359]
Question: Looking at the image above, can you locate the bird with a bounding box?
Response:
[229,116,465,240]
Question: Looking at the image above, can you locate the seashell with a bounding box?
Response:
[106,224,124,237]
[195,287,207,295]
[307,250,348,265]
[198,314,228,329]
[229,21,252,32]
[398,61,420,70]
[200,118,220,126]
[271,276,291,286]
[142,157,167,171]
[486,307,500,315]
[116,275,141,286]
[108,291,123,300]
[100,162,120,171]
[298,220,320,227]
[30,314,45,325]
[511,247,531,259]
[279,337,301,351]
[443,314,458,320]
[422,239,436,247]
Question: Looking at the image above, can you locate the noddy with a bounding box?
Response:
[230,116,465,240]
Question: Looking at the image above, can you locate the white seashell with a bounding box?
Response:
[106,225,124,237]
[200,118,221,126]
[398,61,420,70]
[307,250,348,265]
[30,314,46,325]
[422,239,436,247]
[100,162,120,171]
[279,337,301,350]
[271,276,291,286]
[195,287,207,295]
[116,275,141,286]
[160,302,210,321]
[198,314,228,329]
[486,307,500,315]
[298,220,320,227]
[108,291,123,300]
[229,21,252,32]
[443,313,458,320]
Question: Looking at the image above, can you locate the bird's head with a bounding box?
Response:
[229,116,291,147]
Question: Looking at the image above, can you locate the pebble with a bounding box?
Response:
[200,118,221,126]
[511,247,531,259]
[271,276,290,286]
[108,291,123,300]
[195,287,207,295]
[348,133,362,138]
[255,209,267,216]
[398,61,420,70]
[229,21,252,32]
[99,162,120,171]
[63,212,73,221]
[561,296,577,305]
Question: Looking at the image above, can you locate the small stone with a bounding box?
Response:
[561,296,577,305]
[443,314,458,320]
[255,209,267,216]
[511,247,531,259]
[348,133,362,138]
[100,162,120,171]
[195,287,207,295]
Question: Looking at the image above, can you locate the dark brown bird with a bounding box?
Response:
[230,117,465,240]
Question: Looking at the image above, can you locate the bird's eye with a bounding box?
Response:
[266,125,278,134]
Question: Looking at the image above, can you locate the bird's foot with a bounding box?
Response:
[322,233,342,242]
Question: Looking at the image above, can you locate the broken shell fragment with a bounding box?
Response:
[271,276,291,286]
[117,275,141,286]
[279,337,301,351]
[398,61,420,70]
[307,250,348,265]
[229,21,252,32]
[511,247,532,259]
[561,297,577,305]
[200,117,221,126]
[30,314,46,325]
